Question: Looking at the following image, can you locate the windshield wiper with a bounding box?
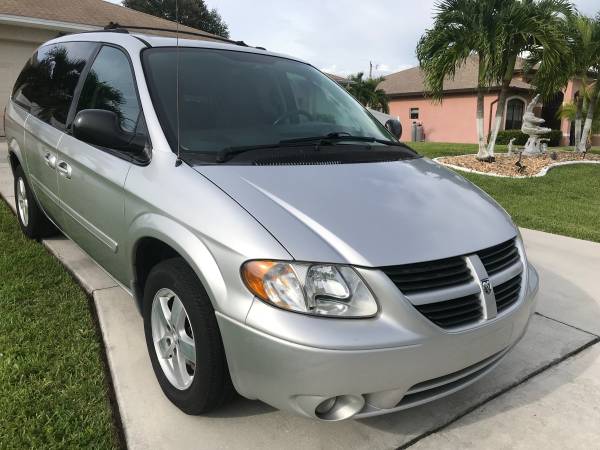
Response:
[280,132,402,147]
[216,133,402,163]
[216,142,290,163]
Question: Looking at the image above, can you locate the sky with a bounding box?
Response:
[107,0,599,78]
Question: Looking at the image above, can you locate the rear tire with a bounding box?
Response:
[13,165,56,239]
[143,257,234,414]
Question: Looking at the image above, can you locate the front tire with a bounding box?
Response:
[143,257,234,414]
[13,165,56,239]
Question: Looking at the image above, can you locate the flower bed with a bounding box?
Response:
[435,152,600,177]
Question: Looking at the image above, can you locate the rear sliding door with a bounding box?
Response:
[11,42,96,224]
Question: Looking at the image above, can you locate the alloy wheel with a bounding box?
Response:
[16,177,29,227]
[151,288,196,390]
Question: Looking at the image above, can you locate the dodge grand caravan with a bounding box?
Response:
[4,31,539,421]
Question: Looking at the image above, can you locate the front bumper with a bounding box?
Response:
[218,263,539,420]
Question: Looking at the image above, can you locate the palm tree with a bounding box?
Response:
[531,12,600,151]
[576,16,600,152]
[486,0,571,157]
[347,73,390,113]
[558,99,600,137]
[417,0,502,161]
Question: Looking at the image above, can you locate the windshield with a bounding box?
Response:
[142,48,395,160]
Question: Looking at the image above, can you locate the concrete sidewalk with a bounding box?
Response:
[2,141,599,449]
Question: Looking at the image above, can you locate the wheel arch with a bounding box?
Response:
[129,213,227,313]
[7,137,25,176]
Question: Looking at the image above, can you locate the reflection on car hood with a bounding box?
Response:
[194,158,517,267]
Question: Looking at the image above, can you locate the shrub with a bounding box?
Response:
[546,130,563,147]
[495,129,563,147]
[495,130,528,146]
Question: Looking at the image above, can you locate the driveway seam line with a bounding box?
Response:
[533,311,599,338]
[399,336,600,449]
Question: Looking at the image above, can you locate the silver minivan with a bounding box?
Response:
[5,31,539,421]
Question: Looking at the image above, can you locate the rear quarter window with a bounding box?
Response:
[11,42,96,129]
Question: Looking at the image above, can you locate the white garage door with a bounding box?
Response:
[0,39,40,135]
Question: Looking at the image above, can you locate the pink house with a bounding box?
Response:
[378,57,599,146]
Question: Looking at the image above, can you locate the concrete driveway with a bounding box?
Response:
[1,141,599,449]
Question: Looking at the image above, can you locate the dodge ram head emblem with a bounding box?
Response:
[482,279,492,295]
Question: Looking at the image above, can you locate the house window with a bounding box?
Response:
[505,98,525,130]
[410,107,419,120]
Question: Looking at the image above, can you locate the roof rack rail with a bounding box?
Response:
[103,22,260,49]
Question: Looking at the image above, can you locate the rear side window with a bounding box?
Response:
[11,42,96,129]
[76,46,141,133]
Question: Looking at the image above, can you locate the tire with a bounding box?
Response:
[143,257,235,414]
[13,165,56,239]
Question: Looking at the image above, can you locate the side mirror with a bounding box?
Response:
[385,119,402,140]
[72,109,144,153]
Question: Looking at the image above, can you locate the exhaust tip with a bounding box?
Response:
[314,395,365,421]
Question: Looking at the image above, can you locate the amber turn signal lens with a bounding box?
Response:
[241,260,277,300]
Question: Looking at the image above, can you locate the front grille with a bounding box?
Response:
[478,239,520,275]
[380,257,473,295]
[381,238,523,330]
[494,275,522,313]
[414,293,482,328]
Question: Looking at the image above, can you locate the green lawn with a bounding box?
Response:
[410,142,600,243]
[0,200,121,448]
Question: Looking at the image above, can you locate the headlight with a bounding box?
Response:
[241,261,378,317]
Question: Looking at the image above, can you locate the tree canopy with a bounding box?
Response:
[123,0,229,38]
[346,73,390,114]
[417,0,574,159]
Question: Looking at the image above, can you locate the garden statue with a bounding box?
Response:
[507,138,516,156]
[515,151,526,173]
[521,94,551,154]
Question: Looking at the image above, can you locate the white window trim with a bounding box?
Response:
[503,96,527,131]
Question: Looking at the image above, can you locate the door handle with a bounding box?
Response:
[57,161,72,179]
[44,152,57,169]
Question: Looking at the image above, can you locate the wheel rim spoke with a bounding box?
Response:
[170,297,185,328]
[158,295,173,323]
[178,334,196,364]
[170,346,186,386]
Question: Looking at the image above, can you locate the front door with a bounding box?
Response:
[56,45,143,284]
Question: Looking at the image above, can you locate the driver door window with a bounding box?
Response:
[75,46,141,133]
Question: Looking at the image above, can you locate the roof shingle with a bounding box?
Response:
[379,56,532,96]
[0,0,222,41]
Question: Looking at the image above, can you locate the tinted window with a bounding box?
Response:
[12,42,96,128]
[142,48,393,157]
[76,46,140,132]
[505,98,525,130]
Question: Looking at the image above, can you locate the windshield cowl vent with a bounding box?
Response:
[254,160,343,166]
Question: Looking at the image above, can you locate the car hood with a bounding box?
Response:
[194,158,517,267]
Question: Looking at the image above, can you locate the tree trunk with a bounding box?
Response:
[574,94,584,151]
[577,84,598,153]
[487,82,509,157]
[487,55,516,158]
[476,88,490,160]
